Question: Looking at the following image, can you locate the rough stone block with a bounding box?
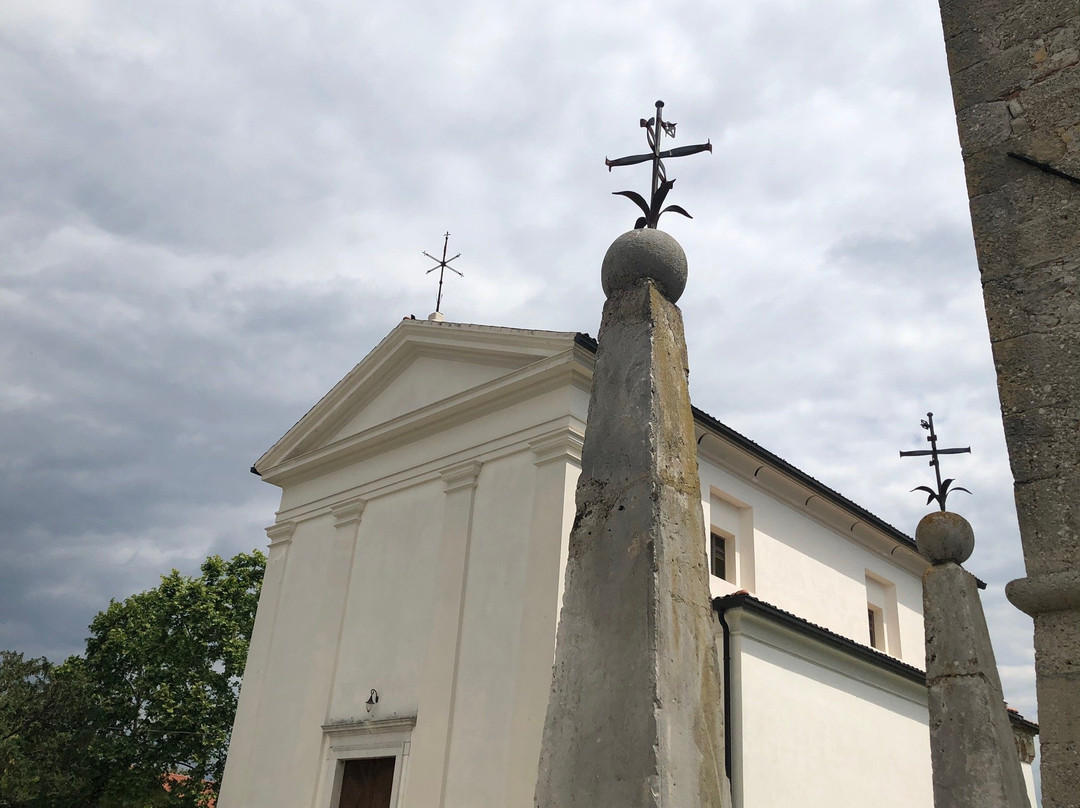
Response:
[992,331,1080,415]
[982,257,1080,342]
[950,42,1037,110]
[940,0,1078,71]
[1034,672,1080,744]
[1018,67,1080,131]
[998,1,1078,49]
[998,405,1080,488]
[1034,610,1080,675]
[924,564,1005,685]
[957,101,1014,154]
[996,403,1080,488]
[1012,474,1080,572]
[1035,740,1080,808]
[968,174,1078,280]
[926,676,1031,807]
[961,146,1041,198]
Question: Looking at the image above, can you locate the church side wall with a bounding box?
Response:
[725,608,933,808]
[698,459,925,668]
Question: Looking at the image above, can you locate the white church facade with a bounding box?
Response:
[217,317,1037,808]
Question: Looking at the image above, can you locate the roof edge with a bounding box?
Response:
[713,591,1038,733]
[692,406,917,551]
[713,591,925,685]
[572,331,918,552]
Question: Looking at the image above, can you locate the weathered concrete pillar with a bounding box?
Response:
[934,3,1080,805]
[534,229,730,808]
[918,511,1031,808]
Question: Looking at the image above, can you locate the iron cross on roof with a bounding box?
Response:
[423,232,463,314]
[605,100,712,230]
[899,412,972,511]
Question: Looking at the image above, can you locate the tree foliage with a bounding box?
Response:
[0,652,98,804]
[0,550,265,808]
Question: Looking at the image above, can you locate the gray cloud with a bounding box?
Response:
[0,0,1037,729]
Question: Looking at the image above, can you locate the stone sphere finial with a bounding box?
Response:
[601,228,688,302]
[916,511,975,564]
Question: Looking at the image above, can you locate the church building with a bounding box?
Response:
[217,315,1037,808]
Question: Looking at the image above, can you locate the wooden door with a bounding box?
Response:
[337,756,396,808]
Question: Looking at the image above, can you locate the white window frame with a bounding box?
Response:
[707,488,755,593]
[317,716,415,808]
[865,571,902,657]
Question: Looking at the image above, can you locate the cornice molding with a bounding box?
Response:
[259,349,591,487]
[269,416,584,526]
[256,322,582,474]
[696,428,927,575]
[440,459,483,493]
[265,520,297,546]
[528,429,585,466]
[321,715,418,735]
[331,495,367,530]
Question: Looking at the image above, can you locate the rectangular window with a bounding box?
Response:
[707,491,754,592]
[865,571,901,656]
[867,606,883,650]
[711,532,730,582]
[338,756,396,808]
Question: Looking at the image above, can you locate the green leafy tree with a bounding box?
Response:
[0,550,265,808]
[0,652,97,804]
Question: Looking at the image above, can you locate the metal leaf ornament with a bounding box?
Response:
[612,179,694,230]
[911,479,972,509]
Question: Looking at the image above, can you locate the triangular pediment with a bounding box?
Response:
[328,353,521,442]
[255,319,583,478]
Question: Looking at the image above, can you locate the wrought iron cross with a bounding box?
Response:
[423,232,463,314]
[605,100,712,229]
[899,412,972,511]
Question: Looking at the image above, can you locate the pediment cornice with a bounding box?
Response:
[258,340,593,486]
[255,320,587,478]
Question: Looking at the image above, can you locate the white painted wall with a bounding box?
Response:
[699,457,926,669]
[724,607,933,808]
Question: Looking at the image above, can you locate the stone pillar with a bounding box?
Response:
[935,4,1080,805]
[534,229,730,808]
[917,511,1030,808]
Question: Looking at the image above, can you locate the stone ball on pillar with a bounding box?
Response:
[601,228,688,303]
[916,511,975,565]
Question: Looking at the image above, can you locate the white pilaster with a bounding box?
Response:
[504,432,582,806]
[218,520,296,808]
[323,496,367,721]
[404,460,483,808]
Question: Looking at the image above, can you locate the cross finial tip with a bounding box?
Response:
[606,101,711,230]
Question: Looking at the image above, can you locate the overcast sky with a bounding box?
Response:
[1,0,1038,727]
